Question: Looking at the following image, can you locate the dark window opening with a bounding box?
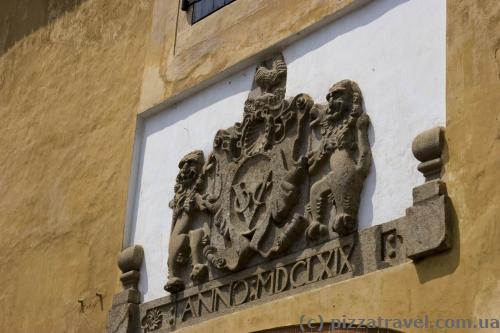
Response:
[182,0,237,24]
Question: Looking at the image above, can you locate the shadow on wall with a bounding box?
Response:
[143,70,253,137]
[0,0,87,56]
[284,0,411,65]
[359,104,376,230]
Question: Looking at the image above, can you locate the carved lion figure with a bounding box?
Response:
[306,80,372,238]
[164,150,209,293]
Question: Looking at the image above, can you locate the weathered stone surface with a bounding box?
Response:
[412,180,446,204]
[142,218,410,331]
[403,127,452,260]
[146,235,361,331]
[118,245,145,273]
[412,127,444,163]
[112,290,141,307]
[108,245,144,333]
[163,55,372,296]
[140,179,451,330]
[405,194,451,260]
[140,56,452,330]
[108,303,140,333]
[412,127,445,181]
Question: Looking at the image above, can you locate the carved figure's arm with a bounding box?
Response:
[202,153,216,174]
[183,196,196,213]
[194,193,206,211]
[195,153,223,213]
[356,113,372,176]
[307,148,322,174]
[308,137,335,174]
[197,193,221,213]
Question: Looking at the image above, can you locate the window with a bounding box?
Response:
[181,0,237,24]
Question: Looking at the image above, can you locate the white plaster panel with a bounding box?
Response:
[130,68,255,300]
[129,0,446,301]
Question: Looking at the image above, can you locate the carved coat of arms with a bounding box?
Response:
[164,54,371,293]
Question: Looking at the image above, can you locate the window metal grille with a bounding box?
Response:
[182,0,237,24]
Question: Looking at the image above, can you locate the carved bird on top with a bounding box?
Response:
[254,55,287,92]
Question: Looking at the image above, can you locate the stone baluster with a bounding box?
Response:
[404,127,452,260]
[107,245,144,333]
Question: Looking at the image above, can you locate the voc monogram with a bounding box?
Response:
[232,170,273,230]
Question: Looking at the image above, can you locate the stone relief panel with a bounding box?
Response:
[108,54,450,333]
[163,54,372,294]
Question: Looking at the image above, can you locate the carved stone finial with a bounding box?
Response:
[405,127,451,260]
[107,245,144,333]
[118,245,144,291]
[412,126,444,181]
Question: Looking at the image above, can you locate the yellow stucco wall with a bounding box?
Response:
[0,0,153,331]
[0,0,498,332]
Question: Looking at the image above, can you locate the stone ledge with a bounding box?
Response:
[138,190,450,331]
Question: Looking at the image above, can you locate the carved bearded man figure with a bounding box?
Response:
[306,80,372,238]
[165,150,208,293]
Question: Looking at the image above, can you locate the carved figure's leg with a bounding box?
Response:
[271,214,308,253]
[332,185,360,236]
[355,113,372,177]
[189,229,208,284]
[272,155,308,225]
[329,113,370,236]
[165,233,189,293]
[164,212,192,293]
[306,176,330,240]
